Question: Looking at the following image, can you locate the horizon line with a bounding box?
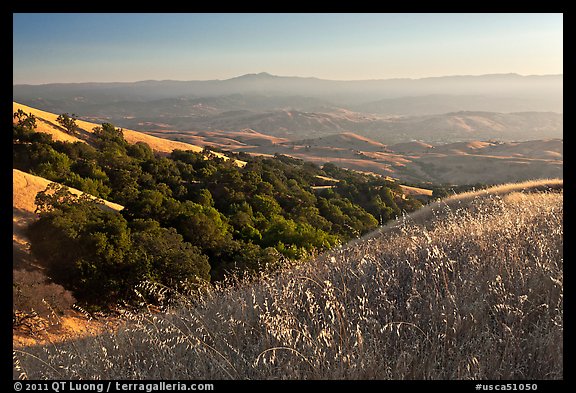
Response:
[13,72,564,86]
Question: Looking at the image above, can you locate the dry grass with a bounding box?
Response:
[13,169,124,214]
[398,184,433,197]
[366,178,563,236]
[13,169,126,347]
[13,180,563,380]
[12,102,204,154]
[13,307,121,350]
[13,102,246,166]
[13,168,123,270]
[12,103,84,143]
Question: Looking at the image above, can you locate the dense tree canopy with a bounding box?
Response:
[14,112,424,306]
[27,184,210,307]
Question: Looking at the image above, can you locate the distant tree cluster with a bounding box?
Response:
[14,111,423,307]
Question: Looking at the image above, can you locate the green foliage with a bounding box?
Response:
[251,194,282,218]
[127,142,155,161]
[129,219,211,289]
[15,113,425,307]
[56,113,79,135]
[29,185,134,303]
[28,184,210,306]
[207,240,282,280]
[14,109,37,131]
[13,126,53,144]
[175,201,231,251]
[260,215,340,258]
[92,123,128,157]
[52,141,99,161]
[317,197,378,238]
[432,187,450,199]
[193,188,214,207]
[66,173,112,199]
[27,144,73,182]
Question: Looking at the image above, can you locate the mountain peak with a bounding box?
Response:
[231,72,278,80]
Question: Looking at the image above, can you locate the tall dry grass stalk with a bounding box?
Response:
[14,181,563,380]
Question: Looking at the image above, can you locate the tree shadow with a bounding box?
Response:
[36,117,96,143]
[13,207,42,271]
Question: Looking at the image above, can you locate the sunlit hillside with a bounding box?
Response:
[14,179,563,379]
[13,168,123,269]
[12,102,245,166]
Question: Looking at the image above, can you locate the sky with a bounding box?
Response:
[13,13,563,84]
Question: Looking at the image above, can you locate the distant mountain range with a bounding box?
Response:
[14,72,562,112]
[14,72,563,146]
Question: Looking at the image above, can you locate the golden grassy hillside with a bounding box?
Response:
[13,102,203,153]
[398,184,433,198]
[364,178,563,239]
[14,179,563,379]
[144,128,290,151]
[13,169,125,347]
[13,102,245,166]
[13,169,124,268]
[13,168,124,283]
[13,168,123,215]
[295,132,388,151]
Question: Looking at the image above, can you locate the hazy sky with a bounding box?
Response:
[13,13,563,84]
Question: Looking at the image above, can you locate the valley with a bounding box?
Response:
[14,73,562,186]
[12,103,425,347]
[14,101,563,187]
[143,128,562,185]
[12,98,562,350]
[12,12,564,382]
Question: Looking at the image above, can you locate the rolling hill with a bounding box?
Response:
[229,134,563,185]
[12,97,563,374]
[11,102,242,345]
[387,141,434,154]
[351,93,563,115]
[13,100,230,273]
[14,179,563,379]
[144,128,289,151]
[12,102,245,166]
[14,102,562,186]
[13,73,562,146]
[12,102,204,154]
[32,104,564,145]
[289,132,388,152]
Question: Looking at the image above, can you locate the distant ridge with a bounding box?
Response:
[290,132,387,151]
[14,73,562,103]
[14,72,563,86]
